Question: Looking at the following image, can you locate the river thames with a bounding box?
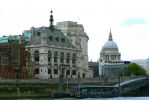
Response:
[15,97,149,100]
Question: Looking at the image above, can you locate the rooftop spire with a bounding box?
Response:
[108,28,113,41]
[49,10,54,31]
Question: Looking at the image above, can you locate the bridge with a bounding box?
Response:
[114,76,149,94]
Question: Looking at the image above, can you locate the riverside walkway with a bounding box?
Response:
[0,77,148,98]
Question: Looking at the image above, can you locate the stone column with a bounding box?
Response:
[31,54,34,62]
[116,55,118,61]
[51,68,54,78]
[109,54,111,61]
[58,54,60,66]
[58,68,60,78]
[70,69,72,78]
[64,69,66,78]
[64,54,66,66]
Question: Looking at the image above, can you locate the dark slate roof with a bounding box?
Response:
[28,27,75,48]
[89,61,99,66]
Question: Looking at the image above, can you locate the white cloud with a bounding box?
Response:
[0,0,149,61]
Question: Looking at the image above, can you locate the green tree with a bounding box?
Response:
[125,63,147,76]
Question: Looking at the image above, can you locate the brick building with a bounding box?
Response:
[0,35,29,79]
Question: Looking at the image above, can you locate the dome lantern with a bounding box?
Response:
[108,28,113,41]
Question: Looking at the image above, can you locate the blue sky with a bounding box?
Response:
[121,18,148,26]
[0,0,149,61]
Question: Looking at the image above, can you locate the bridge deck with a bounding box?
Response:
[114,77,149,87]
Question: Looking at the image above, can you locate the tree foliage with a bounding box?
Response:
[125,63,147,76]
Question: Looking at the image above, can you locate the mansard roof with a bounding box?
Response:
[28,27,75,48]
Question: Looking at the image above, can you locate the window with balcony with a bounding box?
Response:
[34,50,39,62]
[66,53,70,64]
[60,52,64,63]
[54,51,58,64]
[72,53,76,64]
[35,68,39,74]
[48,51,52,64]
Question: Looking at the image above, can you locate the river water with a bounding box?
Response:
[16,97,149,100]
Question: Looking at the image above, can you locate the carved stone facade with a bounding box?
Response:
[56,21,92,77]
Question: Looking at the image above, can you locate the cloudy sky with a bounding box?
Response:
[0,0,149,61]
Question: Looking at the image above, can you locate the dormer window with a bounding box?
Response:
[34,50,39,62]
[37,32,40,36]
[49,36,53,41]
[61,38,65,43]
[55,37,59,42]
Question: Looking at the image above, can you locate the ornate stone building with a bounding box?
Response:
[99,29,124,77]
[25,11,93,79]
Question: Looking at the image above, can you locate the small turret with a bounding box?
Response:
[49,10,54,32]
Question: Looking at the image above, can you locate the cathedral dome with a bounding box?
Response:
[102,29,118,50]
[103,41,118,49]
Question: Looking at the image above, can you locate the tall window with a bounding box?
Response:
[72,70,76,75]
[34,50,39,62]
[66,53,70,63]
[72,53,76,64]
[54,51,58,63]
[48,51,52,64]
[60,52,64,63]
[54,69,58,74]
[111,55,115,60]
[66,70,70,77]
[48,69,51,74]
[35,68,39,74]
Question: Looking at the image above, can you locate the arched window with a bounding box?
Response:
[60,52,64,63]
[66,70,70,77]
[66,53,70,63]
[48,51,52,63]
[72,53,76,64]
[34,50,39,62]
[54,51,58,64]
[34,68,39,74]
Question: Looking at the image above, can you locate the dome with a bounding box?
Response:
[102,29,118,50]
[103,41,118,49]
